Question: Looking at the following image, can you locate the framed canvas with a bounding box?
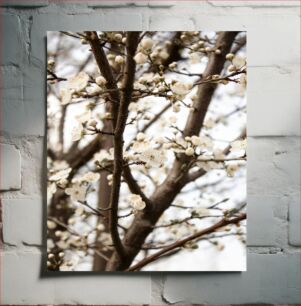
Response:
[46,31,246,272]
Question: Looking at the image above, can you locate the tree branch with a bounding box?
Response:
[65,136,103,172]
[127,213,246,271]
[106,32,141,268]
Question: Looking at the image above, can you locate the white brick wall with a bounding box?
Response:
[2,198,43,246]
[2,252,151,304]
[0,1,299,304]
[0,143,21,191]
[163,253,299,303]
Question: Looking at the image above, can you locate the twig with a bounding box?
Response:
[78,201,106,217]
[47,69,67,82]
[60,31,81,39]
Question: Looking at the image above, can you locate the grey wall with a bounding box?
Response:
[0,0,300,304]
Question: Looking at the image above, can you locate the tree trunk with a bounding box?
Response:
[92,134,113,270]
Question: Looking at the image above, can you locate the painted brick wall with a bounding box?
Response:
[0,0,300,304]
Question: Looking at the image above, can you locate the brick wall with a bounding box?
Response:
[0,0,300,304]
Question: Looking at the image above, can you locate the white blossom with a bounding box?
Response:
[86,84,101,95]
[228,64,236,72]
[190,135,202,146]
[114,33,123,42]
[97,223,105,231]
[128,102,138,112]
[204,118,215,129]
[75,206,85,216]
[71,123,84,141]
[99,232,113,246]
[163,142,173,149]
[49,167,71,181]
[94,149,113,165]
[47,182,57,202]
[141,37,154,50]
[47,220,57,229]
[65,184,87,202]
[226,163,239,177]
[158,49,168,60]
[87,119,98,128]
[56,241,69,250]
[128,194,146,211]
[189,53,200,64]
[136,132,146,141]
[155,136,165,144]
[107,174,113,186]
[95,75,107,86]
[233,55,246,69]
[134,52,148,65]
[185,147,195,156]
[115,55,124,65]
[169,61,177,69]
[175,135,188,148]
[52,160,70,170]
[239,74,247,92]
[172,102,181,113]
[213,149,226,159]
[226,53,234,61]
[171,81,192,97]
[139,73,155,84]
[230,139,247,152]
[68,71,89,92]
[47,239,55,250]
[193,207,210,217]
[48,59,55,66]
[80,171,101,183]
[68,218,76,225]
[197,161,222,171]
[168,115,177,124]
[60,88,72,105]
[100,112,112,120]
[139,148,166,168]
[59,256,79,271]
[131,139,151,152]
[76,109,91,124]
[187,135,212,149]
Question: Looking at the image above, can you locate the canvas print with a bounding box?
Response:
[47,31,247,271]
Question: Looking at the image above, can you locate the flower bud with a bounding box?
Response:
[115,55,124,65]
[114,33,122,42]
[95,76,107,86]
[141,37,154,49]
[226,53,235,61]
[185,147,194,156]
